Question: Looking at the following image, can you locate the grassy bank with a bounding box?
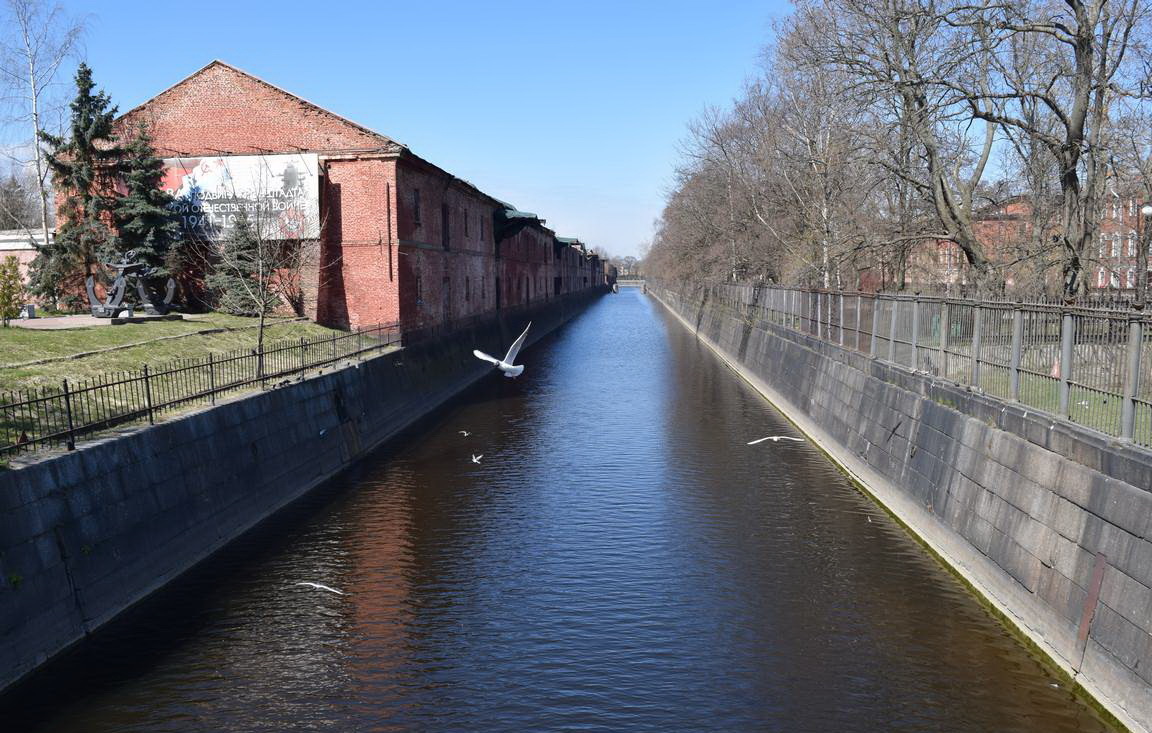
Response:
[0,315,343,394]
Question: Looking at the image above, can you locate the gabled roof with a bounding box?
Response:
[117,60,405,153]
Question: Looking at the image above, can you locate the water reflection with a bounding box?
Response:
[4,289,1112,731]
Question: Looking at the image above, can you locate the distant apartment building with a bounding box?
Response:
[99,60,606,329]
[0,229,47,283]
[899,194,1150,295]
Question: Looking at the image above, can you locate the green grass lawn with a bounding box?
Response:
[0,314,345,395]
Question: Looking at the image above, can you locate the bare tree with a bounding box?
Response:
[0,164,37,229]
[198,216,325,362]
[955,0,1149,296]
[0,0,83,252]
[796,0,1003,290]
[1112,97,1152,306]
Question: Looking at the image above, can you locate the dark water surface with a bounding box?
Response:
[7,289,1112,732]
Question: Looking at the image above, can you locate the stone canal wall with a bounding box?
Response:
[0,289,604,694]
[651,283,1152,733]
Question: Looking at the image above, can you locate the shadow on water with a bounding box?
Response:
[2,290,1119,732]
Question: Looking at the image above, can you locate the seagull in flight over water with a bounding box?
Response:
[295,581,345,595]
[747,435,805,445]
[474,322,532,378]
[471,454,483,464]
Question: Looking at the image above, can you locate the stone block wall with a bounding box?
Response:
[0,289,603,694]
[652,284,1152,733]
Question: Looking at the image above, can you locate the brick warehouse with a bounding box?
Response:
[113,60,613,329]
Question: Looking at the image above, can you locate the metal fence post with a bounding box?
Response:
[1120,315,1142,440]
[1058,310,1075,417]
[208,352,216,405]
[870,295,880,357]
[911,296,921,370]
[61,379,76,451]
[809,290,815,334]
[888,298,898,363]
[1010,307,1024,401]
[855,293,863,351]
[939,300,950,378]
[838,291,845,347]
[971,304,983,388]
[300,336,307,375]
[817,291,824,340]
[811,290,820,338]
[143,364,155,425]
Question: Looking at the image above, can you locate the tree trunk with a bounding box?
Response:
[27,50,52,252]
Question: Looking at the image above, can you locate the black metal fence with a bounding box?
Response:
[1,322,400,458]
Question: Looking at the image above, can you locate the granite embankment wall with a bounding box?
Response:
[651,283,1152,733]
[0,289,604,694]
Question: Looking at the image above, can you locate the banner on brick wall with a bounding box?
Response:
[161,153,320,240]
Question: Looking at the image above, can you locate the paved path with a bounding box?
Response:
[12,314,189,330]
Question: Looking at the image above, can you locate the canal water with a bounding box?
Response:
[7,288,1113,731]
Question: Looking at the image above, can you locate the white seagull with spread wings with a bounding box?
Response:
[474,322,532,378]
[295,581,345,595]
[747,435,805,445]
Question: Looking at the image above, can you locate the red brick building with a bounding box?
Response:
[899,195,1151,295]
[115,60,605,329]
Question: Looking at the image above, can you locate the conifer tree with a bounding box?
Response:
[0,256,24,326]
[111,122,181,275]
[28,63,122,305]
[204,215,279,317]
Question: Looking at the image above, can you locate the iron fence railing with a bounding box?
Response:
[672,282,1152,449]
[1,322,401,458]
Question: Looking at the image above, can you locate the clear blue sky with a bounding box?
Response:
[71,0,791,258]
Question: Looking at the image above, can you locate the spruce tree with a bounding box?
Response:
[29,63,122,305]
[204,215,278,317]
[112,123,181,275]
[0,256,24,326]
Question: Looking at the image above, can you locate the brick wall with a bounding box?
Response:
[109,60,601,331]
[118,62,393,157]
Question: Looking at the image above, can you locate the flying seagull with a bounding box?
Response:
[474,322,532,378]
[295,581,345,595]
[747,435,805,445]
[459,430,471,437]
[471,454,483,464]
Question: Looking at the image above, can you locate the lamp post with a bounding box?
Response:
[1139,203,1152,310]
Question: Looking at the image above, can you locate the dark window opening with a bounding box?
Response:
[441,202,450,250]
[413,188,421,225]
